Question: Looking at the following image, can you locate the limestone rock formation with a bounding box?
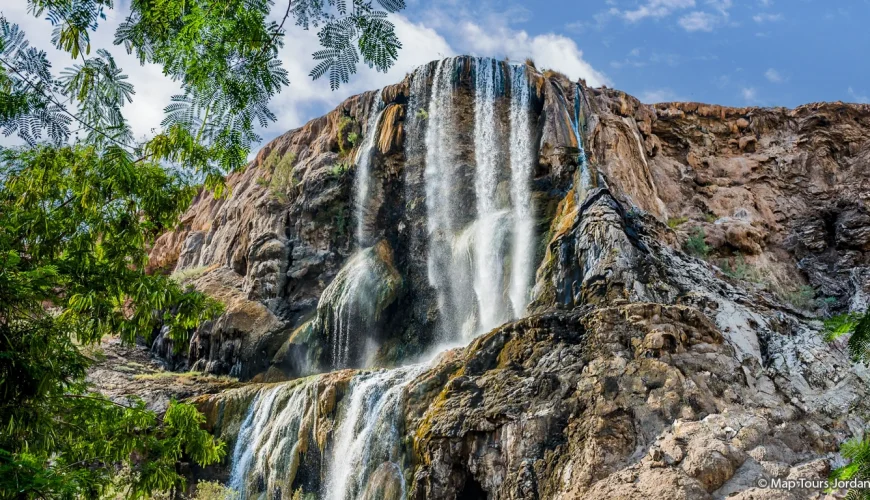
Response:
[141,56,870,499]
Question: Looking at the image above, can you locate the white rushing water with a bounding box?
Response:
[324,365,426,500]
[573,84,593,196]
[228,380,318,498]
[226,367,424,500]
[323,252,368,369]
[355,94,385,246]
[472,57,509,333]
[318,244,400,369]
[227,58,543,500]
[424,58,477,340]
[508,64,535,318]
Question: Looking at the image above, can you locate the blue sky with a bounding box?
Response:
[3,0,869,147]
[399,0,870,108]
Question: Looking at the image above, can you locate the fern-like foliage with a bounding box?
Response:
[304,0,403,90]
[824,311,870,362]
[824,307,870,497]
[830,435,870,499]
[59,48,134,146]
[0,17,71,145]
[28,0,111,58]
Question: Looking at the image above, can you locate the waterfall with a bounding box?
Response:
[228,380,319,498]
[508,64,535,318]
[472,57,509,332]
[226,367,423,500]
[318,242,402,369]
[355,95,385,246]
[317,94,389,371]
[324,365,425,500]
[424,57,477,340]
[572,84,593,196]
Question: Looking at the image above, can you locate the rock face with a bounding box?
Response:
[405,188,869,499]
[146,56,870,498]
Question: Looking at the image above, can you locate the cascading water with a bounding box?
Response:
[324,365,425,500]
[225,57,543,499]
[228,380,319,498]
[472,57,510,332]
[226,367,424,500]
[507,64,535,318]
[572,84,593,196]
[318,242,402,369]
[355,95,385,246]
[424,57,477,340]
[318,95,392,370]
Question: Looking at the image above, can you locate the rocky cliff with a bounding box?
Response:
[147,56,870,499]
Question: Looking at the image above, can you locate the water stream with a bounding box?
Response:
[355,95,385,246]
[472,57,509,332]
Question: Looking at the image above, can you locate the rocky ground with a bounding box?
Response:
[85,336,239,414]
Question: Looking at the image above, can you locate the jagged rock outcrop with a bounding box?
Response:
[142,56,870,498]
[405,188,869,499]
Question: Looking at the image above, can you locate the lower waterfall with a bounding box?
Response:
[324,366,426,500]
[226,367,425,500]
[228,379,318,497]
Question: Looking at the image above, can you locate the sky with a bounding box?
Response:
[3,0,869,149]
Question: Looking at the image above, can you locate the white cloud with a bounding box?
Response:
[564,20,586,33]
[753,13,783,23]
[679,11,718,31]
[764,68,783,83]
[638,88,686,103]
[706,0,733,16]
[457,22,610,87]
[622,0,696,22]
[676,0,733,32]
[741,87,758,102]
[848,87,869,104]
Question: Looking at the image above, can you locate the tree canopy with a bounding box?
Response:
[0,0,407,497]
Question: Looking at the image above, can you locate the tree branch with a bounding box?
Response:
[0,56,133,152]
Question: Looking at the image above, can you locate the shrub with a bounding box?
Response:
[524,57,536,69]
[336,115,356,157]
[542,68,567,80]
[170,265,211,283]
[777,285,818,311]
[684,227,709,257]
[667,217,688,229]
[347,131,360,146]
[193,481,239,500]
[260,149,298,201]
[330,163,350,178]
[416,108,429,120]
[271,152,298,190]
